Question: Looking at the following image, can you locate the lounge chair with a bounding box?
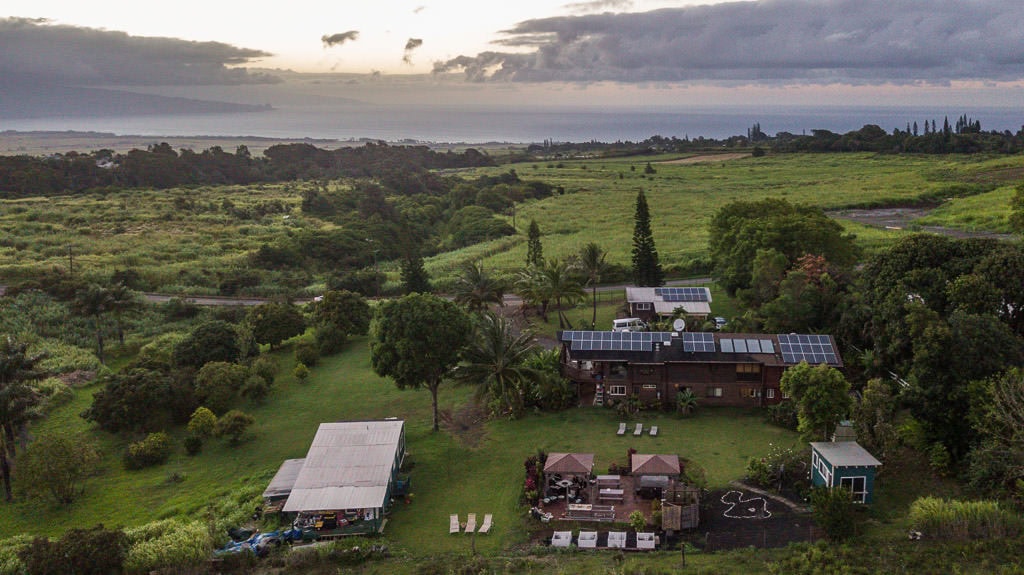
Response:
[465,513,477,533]
[634,423,643,436]
[450,514,460,534]
[649,425,659,436]
[578,531,598,548]
[636,532,656,550]
[479,514,493,534]
[608,531,627,548]
[551,531,572,547]
[616,422,626,435]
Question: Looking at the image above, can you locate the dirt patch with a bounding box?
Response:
[964,166,1024,184]
[57,370,97,388]
[830,208,1016,241]
[659,153,751,164]
[439,401,489,448]
[693,489,820,550]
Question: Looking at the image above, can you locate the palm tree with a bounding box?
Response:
[452,261,506,313]
[73,283,115,364]
[514,265,550,321]
[538,258,585,329]
[0,336,45,501]
[452,312,540,418]
[576,243,608,329]
[107,283,142,346]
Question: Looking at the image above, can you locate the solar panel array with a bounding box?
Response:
[720,338,775,354]
[682,332,715,352]
[561,331,672,352]
[654,287,710,302]
[777,334,839,365]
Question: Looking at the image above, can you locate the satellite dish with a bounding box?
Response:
[672,318,686,332]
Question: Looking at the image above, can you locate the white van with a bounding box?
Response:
[612,318,647,332]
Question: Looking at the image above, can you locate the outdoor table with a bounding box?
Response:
[556,479,572,489]
[596,475,621,487]
[599,488,624,501]
[567,503,592,512]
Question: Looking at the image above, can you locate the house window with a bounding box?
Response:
[706,387,723,398]
[736,364,761,381]
[642,384,658,390]
[608,363,627,378]
[782,390,790,399]
[609,385,627,396]
[766,388,776,399]
[840,476,867,503]
[636,302,652,311]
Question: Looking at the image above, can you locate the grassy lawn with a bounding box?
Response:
[2,338,797,559]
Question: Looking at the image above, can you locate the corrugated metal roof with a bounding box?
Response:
[263,458,306,499]
[811,441,881,468]
[654,301,711,315]
[282,420,404,513]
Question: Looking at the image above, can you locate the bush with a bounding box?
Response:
[293,362,309,383]
[217,410,256,445]
[183,434,203,456]
[629,510,646,531]
[249,355,279,385]
[908,496,1023,540]
[124,520,211,573]
[124,432,173,470]
[241,373,272,403]
[810,486,856,541]
[186,406,217,439]
[19,526,128,575]
[294,339,320,367]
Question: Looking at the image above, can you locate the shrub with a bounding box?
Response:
[241,373,272,403]
[293,362,309,383]
[249,355,279,386]
[928,442,952,477]
[0,535,31,575]
[124,520,211,573]
[629,510,646,532]
[19,526,128,575]
[908,496,1023,540]
[810,486,856,541]
[183,434,203,456]
[294,339,320,367]
[315,323,348,355]
[194,361,249,414]
[217,410,256,445]
[186,407,217,439]
[124,432,173,470]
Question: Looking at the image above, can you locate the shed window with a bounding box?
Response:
[636,302,652,311]
[840,476,868,503]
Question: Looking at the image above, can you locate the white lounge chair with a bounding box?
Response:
[578,531,598,548]
[649,425,659,436]
[464,513,477,533]
[617,422,626,435]
[608,531,627,548]
[636,532,656,550]
[551,530,572,547]
[450,514,460,534]
[479,514,493,534]
[633,423,643,436]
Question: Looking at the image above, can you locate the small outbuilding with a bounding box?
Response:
[262,458,306,513]
[810,441,881,504]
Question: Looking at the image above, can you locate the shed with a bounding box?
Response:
[262,458,306,512]
[544,453,594,477]
[631,454,681,479]
[810,441,881,503]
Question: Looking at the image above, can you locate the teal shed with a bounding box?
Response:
[809,441,881,504]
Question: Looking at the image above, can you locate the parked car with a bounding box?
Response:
[714,317,728,330]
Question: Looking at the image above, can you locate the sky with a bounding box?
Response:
[4,0,1024,110]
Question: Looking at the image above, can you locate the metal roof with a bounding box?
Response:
[544,453,595,475]
[282,420,404,513]
[263,458,306,500]
[632,454,681,476]
[810,441,881,468]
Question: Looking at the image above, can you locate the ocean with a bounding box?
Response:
[4,104,1022,145]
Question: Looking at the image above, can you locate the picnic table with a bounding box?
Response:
[596,475,621,488]
[599,488,624,502]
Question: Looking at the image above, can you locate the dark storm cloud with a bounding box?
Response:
[434,0,1024,84]
[0,17,279,87]
[403,38,424,64]
[322,31,360,47]
[563,0,633,14]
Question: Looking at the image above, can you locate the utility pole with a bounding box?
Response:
[67,245,74,275]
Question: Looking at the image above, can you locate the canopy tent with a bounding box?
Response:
[631,454,681,478]
[544,453,595,476]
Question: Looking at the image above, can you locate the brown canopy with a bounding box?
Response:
[631,454,681,477]
[544,453,595,475]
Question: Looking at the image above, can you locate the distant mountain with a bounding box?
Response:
[0,85,271,119]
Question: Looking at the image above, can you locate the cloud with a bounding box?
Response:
[403,38,424,65]
[0,17,278,87]
[562,0,633,14]
[413,6,426,14]
[434,0,1024,84]
[322,30,360,47]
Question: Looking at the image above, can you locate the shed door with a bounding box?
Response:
[839,476,867,503]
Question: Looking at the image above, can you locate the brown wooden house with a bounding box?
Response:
[558,331,842,408]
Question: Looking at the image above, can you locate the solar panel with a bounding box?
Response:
[759,339,775,354]
[566,331,673,352]
[654,287,710,303]
[733,339,748,353]
[682,332,715,352]
[777,334,839,365]
[720,338,734,353]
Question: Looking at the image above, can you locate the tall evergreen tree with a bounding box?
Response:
[631,190,664,287]
[401,251,431,294]
[526,220,543,268]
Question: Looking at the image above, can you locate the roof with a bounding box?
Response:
[544,453,595,475]
[632,454,681,476]
[627,287,712,316]
[282,420,405,513]
[559,331,843,368]
[263,458,306,500]
[810,441,881,468]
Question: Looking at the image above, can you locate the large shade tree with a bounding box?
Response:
[780,362,852,442]
[452,312,540,418]
[370,294,471,431]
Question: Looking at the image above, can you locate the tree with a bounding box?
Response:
[810,486,856,541]
[73,284,114,364]
[82,368,174,434]
[851,379,900,461]
[172,320,241,369]
[708,198,858,296]
[1011,183,1024,236]
[780,362,852,442]
[187,406,217,439]
[0,336,46,502]
[19,525,129,575]
[526,219,543,268]
[452,261,506,313]
[194,361,249,414]
[539,258,585,329]
[216,410,256,445]
[577,243,608,329]
[245,302,306,349]
[400,250,432,294]
[370,294,472,431]
[631,190,664,287]
[452,312,540,418]
[19,431,100,506]
[311,290,372,336]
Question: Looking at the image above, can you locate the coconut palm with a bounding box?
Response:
[576,243,608,329]
[452,261,506,313]
[539,258,585,329]
[452,312,540,418]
